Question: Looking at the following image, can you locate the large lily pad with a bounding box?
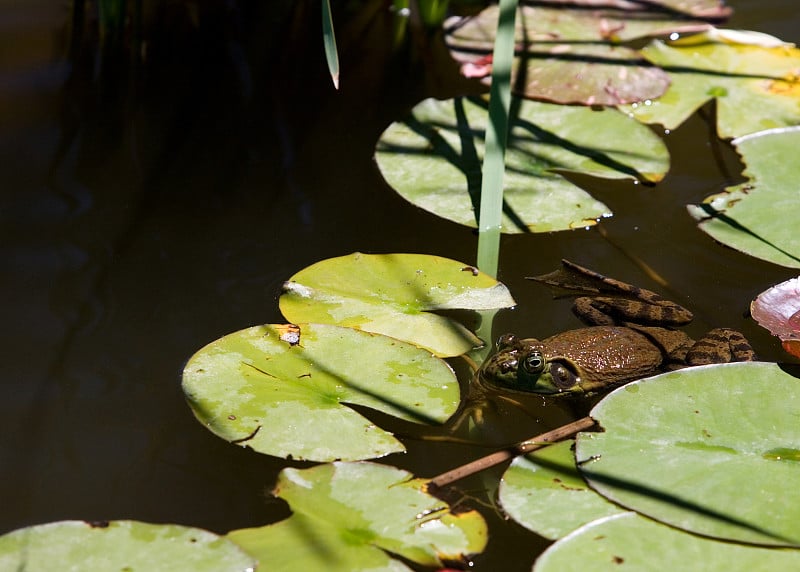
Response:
[279,252,515,357]
[227,462,488,571]
[576,362,800,546]
[0,520,256,572]
[623,29,800,138]
[182,323,459,462]
[498,439,628,540]
[445,3,723,105]
[687,126,800,268]
[534,512,800,572]
[375,97,669,233]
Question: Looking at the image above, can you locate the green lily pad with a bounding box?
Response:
[0,520,256,572]
[182,323,460,462]
[623,29,800,138]
[687,126,800,268]
[534,512,800,572]
[279,252,515,357]
[375,97,669,233]
[227,462,488,571]
[499,440,628,540]
[576,362,800,546]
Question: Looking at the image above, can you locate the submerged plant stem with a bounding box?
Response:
[476,0,518,277]
[428,416,596,489]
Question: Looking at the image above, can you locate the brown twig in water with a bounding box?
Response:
[428,416,597,490]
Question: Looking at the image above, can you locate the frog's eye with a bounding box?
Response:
[521,350,545,375]
[549,362,579,389]
[496,333,518,351]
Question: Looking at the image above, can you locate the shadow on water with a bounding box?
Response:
[2,0,800,570]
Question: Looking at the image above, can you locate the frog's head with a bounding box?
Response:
[477,333,584,395]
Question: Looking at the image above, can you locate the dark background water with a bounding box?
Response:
[2,1,799,569]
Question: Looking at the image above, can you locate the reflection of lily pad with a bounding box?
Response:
[0,520,256,572]
[687,127,800,268]
[534,512,800,572]
[445,3,721,105]
[576,362,800,546]
[499,440,628,540]
[624,29,800,138]
[182,323,459,462]
[375,97,669,233]
[228,462,488,571]
[279,252,515,357]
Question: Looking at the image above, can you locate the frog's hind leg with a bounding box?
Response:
[686,328,757,365]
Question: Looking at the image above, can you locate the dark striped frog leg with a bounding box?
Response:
[686,328,757,365]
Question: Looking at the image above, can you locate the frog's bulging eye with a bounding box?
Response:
[496,333,518,351]
[549,362,579,389]
[521,350,545,374]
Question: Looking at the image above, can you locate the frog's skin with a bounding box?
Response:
[477,260,756,397]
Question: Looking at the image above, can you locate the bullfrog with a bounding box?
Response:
[476,260,756,397]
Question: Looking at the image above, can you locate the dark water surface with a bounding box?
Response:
[2,1,799,569]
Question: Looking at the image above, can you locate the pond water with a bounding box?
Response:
[2,1,799,570]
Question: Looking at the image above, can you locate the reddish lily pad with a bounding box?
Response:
[445,3,722,105]
[752,276,800,358]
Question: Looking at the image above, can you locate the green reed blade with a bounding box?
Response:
[322,0,340,89]
[476,0,518,277]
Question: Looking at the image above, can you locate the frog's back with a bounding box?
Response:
[542,326,664,386]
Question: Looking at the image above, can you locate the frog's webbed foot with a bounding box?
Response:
[686,328,757,365]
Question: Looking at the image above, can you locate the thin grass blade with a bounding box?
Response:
[476,0,518,277]
[322,0,340,89]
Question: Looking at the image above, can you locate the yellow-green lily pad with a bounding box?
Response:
[279,252,515,356]
[623,29,800,138]
[375,97,669,233]
[182,323,460,462]
[576,362,800,546]
[687,126,800,268]
[0,520,256,572]
[498,440,628,540]
[227,462,488,571]
[534,512,800,571]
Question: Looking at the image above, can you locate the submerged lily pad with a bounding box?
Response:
[499,440,628,540]
[0,520,256,572]
[279,252,515,357]
[623,29,800,138]
[182,323,459,462]
[375,97,669,233]
[687,127,800,268]
[227,462,488,571]
[534,512,800,572]
[576,362,800,546]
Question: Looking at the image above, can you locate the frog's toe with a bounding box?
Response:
[686,328,757,365]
